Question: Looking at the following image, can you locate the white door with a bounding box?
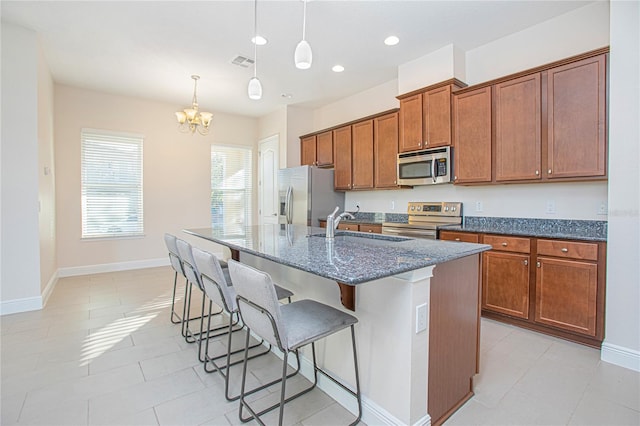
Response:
[258,135,279,227]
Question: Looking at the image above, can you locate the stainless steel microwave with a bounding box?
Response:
[397,146,452,185]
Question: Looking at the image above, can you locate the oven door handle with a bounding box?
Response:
[382,228,437,239]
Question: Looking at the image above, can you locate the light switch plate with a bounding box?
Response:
[416,303,427,333]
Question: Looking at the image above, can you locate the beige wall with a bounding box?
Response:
[54,85,258,269]
[38,40,57,296]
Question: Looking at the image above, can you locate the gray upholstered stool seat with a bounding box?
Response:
[192,248,296,401]
[228,260,362,426]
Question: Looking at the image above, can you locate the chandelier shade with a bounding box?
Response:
[176,75,212,135]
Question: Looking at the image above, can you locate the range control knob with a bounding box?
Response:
[451,206,457,212]
[410,206,415,211]
[416,206,422,211]
[445,206,450,212]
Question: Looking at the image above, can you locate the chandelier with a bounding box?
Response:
[175,75,213,135]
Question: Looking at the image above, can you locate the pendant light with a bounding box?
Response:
[294,0,312,69]
[248,0,263,100]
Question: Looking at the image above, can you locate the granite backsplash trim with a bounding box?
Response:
[460,217,608,241]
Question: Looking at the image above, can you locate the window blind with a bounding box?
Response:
[211,145,253,236]
[81,129,144,239]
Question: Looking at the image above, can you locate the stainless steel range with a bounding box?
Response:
[382,202,462,240]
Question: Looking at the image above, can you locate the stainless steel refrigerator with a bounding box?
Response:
[278,165,345,226]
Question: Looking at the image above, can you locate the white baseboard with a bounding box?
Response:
[0,296,42,316]
[41,270,59,307]
[57,257,170,277]
[601,342,640,372]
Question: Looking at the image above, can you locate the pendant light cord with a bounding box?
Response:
[253,0,258,78]
[302,0,307,40]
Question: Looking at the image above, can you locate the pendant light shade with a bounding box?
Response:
[247,76,263,100]
[295,0,312,70]
[294,40,312,70]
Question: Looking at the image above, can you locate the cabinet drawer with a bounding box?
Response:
[337,223,358,231]
[439,231,479,243]
[483,235,531,253]
[537,239,598,261]
[359,224,382,234]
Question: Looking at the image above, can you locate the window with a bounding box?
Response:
[211,145,252,235]
[81,129,143,239]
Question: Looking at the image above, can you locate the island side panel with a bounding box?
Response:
[428,254,481,425]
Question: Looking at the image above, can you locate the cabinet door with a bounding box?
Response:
[482,251,530,319]
[547,55,606,179]
[439,231,480,243]
[399,94,423,152]
[333,126,352,190]
[352,120,374,189]
[316,131,334,167]
[495,74,541,181]
[424,85,452,147]
[453,87,492,183]
[300,135,317,166]
[374,112,399,188]
[337,223,358,231]
[535,257,598,336]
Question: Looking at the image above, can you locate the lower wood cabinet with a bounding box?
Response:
[439,230,606,347]
[337,223,382,233]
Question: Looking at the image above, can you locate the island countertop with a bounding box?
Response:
[184,224,490,285]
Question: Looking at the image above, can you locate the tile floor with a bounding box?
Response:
[1,266,638,425]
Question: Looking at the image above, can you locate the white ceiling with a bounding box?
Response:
[2,1,594,118]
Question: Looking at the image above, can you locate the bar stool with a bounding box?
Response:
[228,260,362,426]
[176,238,225,360]
[192,248,296,401]
[163,233,186,325]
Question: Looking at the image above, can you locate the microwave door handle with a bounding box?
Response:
[432,158,437,183]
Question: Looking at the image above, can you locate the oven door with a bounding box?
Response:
[381,226,437,240]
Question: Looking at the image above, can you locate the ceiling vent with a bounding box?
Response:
[230,55,255,68]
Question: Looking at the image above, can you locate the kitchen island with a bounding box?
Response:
[184,224,490,426]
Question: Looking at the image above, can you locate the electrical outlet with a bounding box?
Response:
[391,201,395,211]
[598,202,608,215]
[546,200,556,215]
[475,201,483,212]
[416,303,427,333]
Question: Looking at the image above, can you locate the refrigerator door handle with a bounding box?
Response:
[286,186,293,224]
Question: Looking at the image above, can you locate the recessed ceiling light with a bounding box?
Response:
[251,35,268,45]
[384,36,400,46]
[332,65,345,73]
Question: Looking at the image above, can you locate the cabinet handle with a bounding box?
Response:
[368,230,373,233]
[523,260,528,266]
[535,170,539,175]
[454,176,458,181]
[548,169,552,174]
[501,242,508,247]
[394,180,396,184]
[561,248,568,253]
[537,261,541,268]
[455,238,461,241]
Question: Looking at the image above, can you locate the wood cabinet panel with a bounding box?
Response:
[494,74,542,181]
[453,87,492,183]
[482,251,530,319]
[483,234,531,254]
[439,231,480,243]
[535,257,598,336]
[316,131,334,166]
[352,120,374,189]
[546,54,606,178]
[374,112,399,188]
[337,222,358,231]
[424,85,452,148]
[399,94,424,152]
[300,135,317,166]
[537,239,598,261]
[333,126,352,190]
[359,224,382,234]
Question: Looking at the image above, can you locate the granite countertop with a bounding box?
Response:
[448,217,608,242]
[185,224,490,285]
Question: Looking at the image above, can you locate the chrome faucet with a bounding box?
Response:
[326,206,357,239]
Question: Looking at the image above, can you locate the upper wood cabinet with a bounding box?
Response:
[398,81,462,153]
[300,135,317,166]
[352,120,374,190]
[398,94,423,152]
[300,131,333,167]
[374,112,400,188]
[494,73,542,182]
[452,86,492,184]
[333,126,353,190]
[546,54,607,179]
[424,85,453,148]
